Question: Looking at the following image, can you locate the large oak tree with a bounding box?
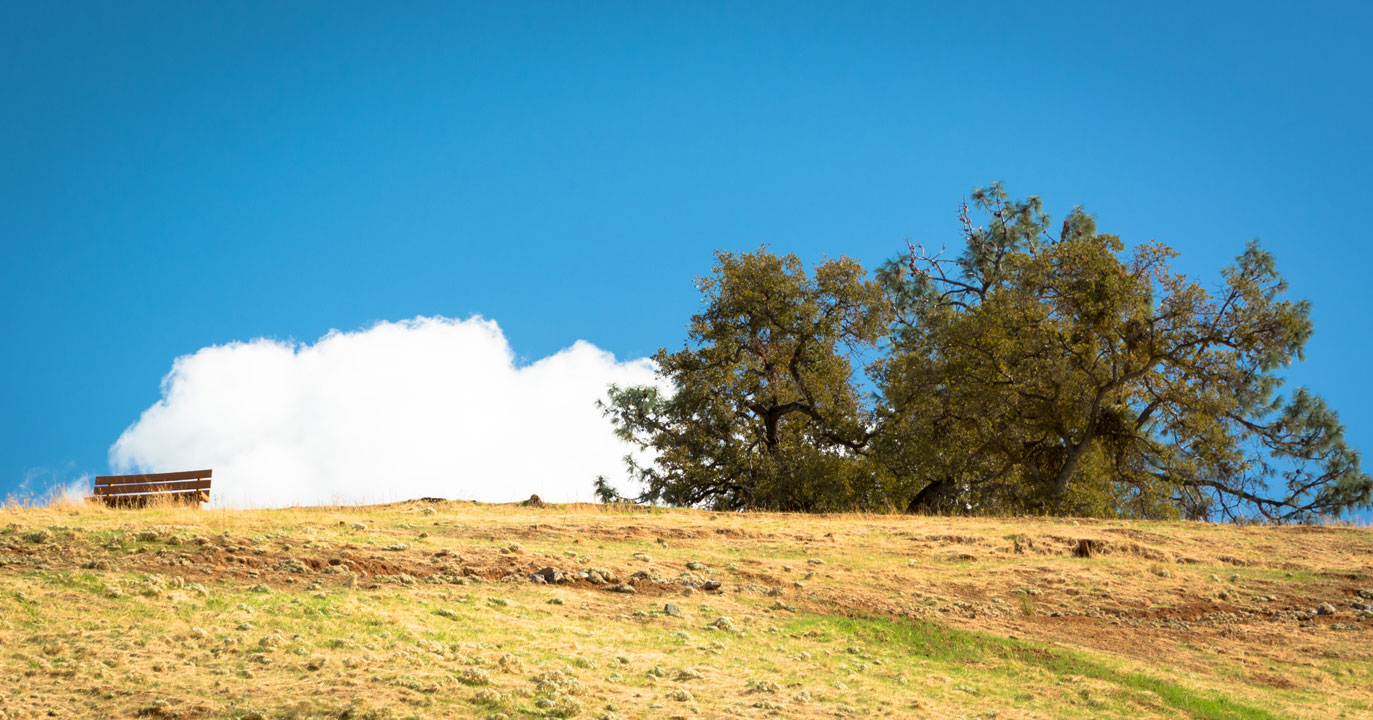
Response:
[877,185,1370,520]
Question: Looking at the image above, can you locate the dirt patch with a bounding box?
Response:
[1250,672,1299,689]
[918,534,986,545]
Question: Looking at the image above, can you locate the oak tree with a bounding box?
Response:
[601,248,891,511]
[877,185,1370,520]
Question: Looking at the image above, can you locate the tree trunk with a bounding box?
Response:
[763,411,780,453]
[1052,435,1093,506]
[907,477,956,514]
[1052,396,1105,506]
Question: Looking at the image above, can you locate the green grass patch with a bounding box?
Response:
[787,613,1282,720]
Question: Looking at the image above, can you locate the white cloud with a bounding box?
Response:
[109,316,662,508]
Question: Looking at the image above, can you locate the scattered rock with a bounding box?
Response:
[607,583,636,594]
[586,568,616,584]
[702,581,722,592]
[664,603,682,617]
[530,567,566,584]
[272,559,308,574]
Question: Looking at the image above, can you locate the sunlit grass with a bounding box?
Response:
[0,499,1369,718]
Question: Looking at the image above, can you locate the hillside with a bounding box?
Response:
[0,500,1370,720]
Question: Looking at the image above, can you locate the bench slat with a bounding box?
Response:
[93,479,212,496]
[94,469,213,486]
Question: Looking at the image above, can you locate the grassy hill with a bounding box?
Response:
[1,499,1370,720]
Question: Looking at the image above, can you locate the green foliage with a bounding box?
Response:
[601,248,892,511]
[592,475,628,504]
[605,188,1371,521]
[877,184,1370,520]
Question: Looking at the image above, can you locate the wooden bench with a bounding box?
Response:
[92,469,213,507]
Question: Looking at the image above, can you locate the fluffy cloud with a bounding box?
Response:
[109,316,662,508]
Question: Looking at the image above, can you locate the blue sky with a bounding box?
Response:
[2,2,1370,508]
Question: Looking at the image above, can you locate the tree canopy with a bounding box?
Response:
[602,186,1371,522]
[602,249,890,511]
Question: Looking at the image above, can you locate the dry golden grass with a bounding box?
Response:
[0,498,1370,719]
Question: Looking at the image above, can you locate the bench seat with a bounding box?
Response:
[92,469,212,507]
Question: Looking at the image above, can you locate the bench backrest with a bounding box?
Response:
[93,469,213,507]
